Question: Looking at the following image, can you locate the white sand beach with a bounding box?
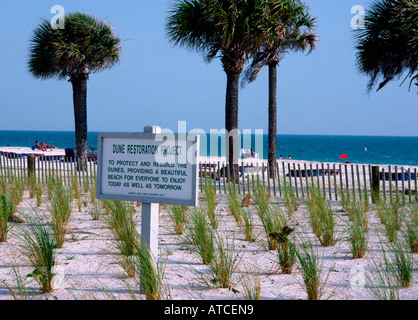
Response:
[0,165,417,300]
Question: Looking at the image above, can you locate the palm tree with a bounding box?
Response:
[28,12,121,170]
[355,0,417,93]
[243,0,317,175]
[166,0,264,179]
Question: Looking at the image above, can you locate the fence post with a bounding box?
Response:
[27,155,35,180]
[371,166,380,203]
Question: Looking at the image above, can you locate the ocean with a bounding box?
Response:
[0,130,417,166]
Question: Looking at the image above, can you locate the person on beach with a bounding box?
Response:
[35,141,43,150]
[279,155,283,160]
[288,155,291,160]
[35,141,56,150]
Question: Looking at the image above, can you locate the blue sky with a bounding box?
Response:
[0,0,416,136]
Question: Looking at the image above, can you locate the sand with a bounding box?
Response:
[0,181,417,301]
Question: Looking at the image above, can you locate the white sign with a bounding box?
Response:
[96,132,199,206]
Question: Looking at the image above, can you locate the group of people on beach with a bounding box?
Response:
[279,155,291,160]
[34,140,56,150]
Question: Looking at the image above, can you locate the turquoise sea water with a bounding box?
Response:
[0,130,417,166]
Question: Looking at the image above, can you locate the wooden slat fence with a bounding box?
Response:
[0,153,417,203]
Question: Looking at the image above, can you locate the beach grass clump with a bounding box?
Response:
[253,180,270,220]
[404,203,418,253]
[345,193,369,233]
[363,185,370,213]
[34,180,43,207]
[89,175,97,204]
[104,200,138,277]
[187,207,214,265]
[366,242,401,300]
[259,205,287,250]
[376,197,403,242]
[241,207,254,242]
[15,210,57,293]
[240,271,261,300]
[282,180,298,218]
[387,237,414,288]
[207,233,241,289]
[349,215,368,259]
[227,182,243,227]
[27,173,37,199]
[367,256,400,300]
[46,173,60,201]
[131,237,169,300]
[272,225,296,274]
[0,195,12,242]
[338,184,352,213]
[295,235,329,300]
[306,185,337,247]
[89,200,103,221]
[48,181,72,248]
[168,205,188,235]
[201,176,217,227]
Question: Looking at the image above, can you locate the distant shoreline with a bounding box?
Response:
[1,131,417,166]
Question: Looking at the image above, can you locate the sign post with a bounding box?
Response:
[96,125,199,260]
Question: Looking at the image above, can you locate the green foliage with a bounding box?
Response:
[282,179,297,218]
[253,180,270,220]
[227,183,243,227]
[355,0,418,93]
[241,207,254,242]
[187,207,214,265]
[349,216,368,259]
[0,195,11,242]
[15,211,57,293]
[306,184,336,246]
[202,176,218,229]
[48,178,72,248]
[28,12,121,80]
[295,236,329,300]
[207,233,241,289]
[168,205,188,235]
[104,201,138,277]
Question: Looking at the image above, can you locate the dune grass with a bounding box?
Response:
[253,180,270,220]
[259,205,287,251]
[15,210,57,293]
[295,235,329,300]
[376,196,404,242]
[404,203,418,253]
[0,195,11,242]
[205,232,242,289]
[168,205,188,235]
[227,182,243,227]
[241,207,254,242]
[104,200,139,278]
[48,178,72,248]
[187,207,214,265]
[306,184,336,247]
[201,176,218,229]
[240,271,261,300]
[349,216,368,259]
[282,179,298,218]
[388,237,414,287]
[131,236,170,300]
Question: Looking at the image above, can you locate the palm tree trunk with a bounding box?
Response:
[71,78,88,171]
[225,72,240,182]
[268,63,277,177]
